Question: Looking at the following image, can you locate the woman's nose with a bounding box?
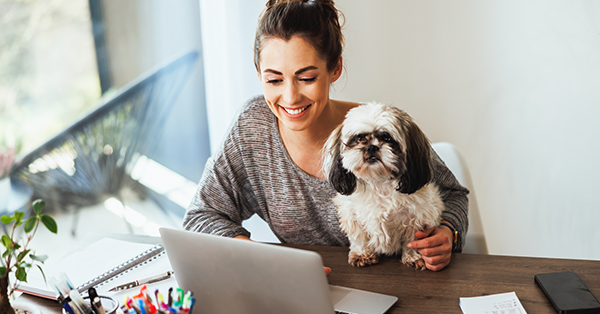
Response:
[282,82,301,105]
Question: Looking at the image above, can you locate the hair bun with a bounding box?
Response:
[256,0,344,73]
[266,0,336,9]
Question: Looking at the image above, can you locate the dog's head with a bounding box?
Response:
[322,102,433,195]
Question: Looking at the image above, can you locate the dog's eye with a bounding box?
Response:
[355,134,366,142]
[378,133,395,144]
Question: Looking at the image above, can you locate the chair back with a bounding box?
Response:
[12,51,199,210]
[432,142,488,254]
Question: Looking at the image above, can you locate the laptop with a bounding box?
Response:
[159,227,398,314]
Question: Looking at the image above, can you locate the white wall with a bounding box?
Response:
[202,0,600,260]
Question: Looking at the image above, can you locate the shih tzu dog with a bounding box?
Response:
[322,102,444,270]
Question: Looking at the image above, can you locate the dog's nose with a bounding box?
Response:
[366,145,379,154]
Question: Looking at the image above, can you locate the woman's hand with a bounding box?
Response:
[407,225,454,271]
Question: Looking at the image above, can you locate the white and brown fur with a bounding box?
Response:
[322,102,444,270]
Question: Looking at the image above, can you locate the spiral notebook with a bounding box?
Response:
[15,238,170,300]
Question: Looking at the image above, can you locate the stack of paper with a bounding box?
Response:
[460,292,528,314]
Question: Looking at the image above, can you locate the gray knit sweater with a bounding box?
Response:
[183,95,470,251]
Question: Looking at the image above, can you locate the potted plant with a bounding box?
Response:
[0,199,58,314]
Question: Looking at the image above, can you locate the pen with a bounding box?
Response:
[108,271,174,292]
[176,288,184,305]
[188,297,196,314]
[88,288,102,314]
[88,287,98,300]
[154,289,160,309]
[70,289,93,314]
[92,296,106,314]
[138,299,147,314]
[63,302,76,314]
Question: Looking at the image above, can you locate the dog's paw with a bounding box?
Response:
[348,251,380,267]
[405,258,427,271]
[401,249,427,270]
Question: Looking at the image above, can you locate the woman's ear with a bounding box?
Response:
[330,56,343,83]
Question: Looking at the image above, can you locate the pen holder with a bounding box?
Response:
[62,295,119,314]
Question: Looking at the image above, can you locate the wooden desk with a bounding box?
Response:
[18,242,600,314]
[288,244,600,313]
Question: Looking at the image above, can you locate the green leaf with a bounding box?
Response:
[32,199,45,215]
[40,215,57,234]
[0,266,6,277]
[30,254,48,263]
[14,211,24,225]
[24,216,37,233]
[0,215,14,225]
[17,249,30,262]
[37,265,47,284]
[2,250,11,259]
[4,245,18,258]
[15,265,27,282]
[1,234,12,249]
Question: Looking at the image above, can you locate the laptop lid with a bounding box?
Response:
[159,227,336,314]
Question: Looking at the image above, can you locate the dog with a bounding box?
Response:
[322,102,444,270]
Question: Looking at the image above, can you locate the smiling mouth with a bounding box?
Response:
[281,105,311,115]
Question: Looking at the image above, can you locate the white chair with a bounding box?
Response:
[432,142,488,254]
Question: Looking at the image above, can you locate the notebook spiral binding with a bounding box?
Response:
[76,244,165,294]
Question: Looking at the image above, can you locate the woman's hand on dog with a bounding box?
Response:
[407,226,453,271]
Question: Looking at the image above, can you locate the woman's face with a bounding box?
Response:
[258,36,341,133]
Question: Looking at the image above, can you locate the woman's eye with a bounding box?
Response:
[266,79,282,84]
[300,77,316,83]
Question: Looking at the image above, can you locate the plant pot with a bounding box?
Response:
[0,176,10,211]
[10,301,42,314]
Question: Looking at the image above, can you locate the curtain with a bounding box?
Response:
[199,0,265,155]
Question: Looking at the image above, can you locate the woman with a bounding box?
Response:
[183,0,469,271]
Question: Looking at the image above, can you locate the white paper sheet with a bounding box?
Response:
[460,292,528,314]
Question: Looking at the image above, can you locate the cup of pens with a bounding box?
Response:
[122,284,195,314]
[52,273,118,314]
[61,295,119,314]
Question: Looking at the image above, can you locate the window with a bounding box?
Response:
[0,0,100,155]
[2,0,211,219]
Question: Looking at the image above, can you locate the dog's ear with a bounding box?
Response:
[396,115,433,194]
[322,125,357,195]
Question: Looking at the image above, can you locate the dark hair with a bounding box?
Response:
[254,0,344,73]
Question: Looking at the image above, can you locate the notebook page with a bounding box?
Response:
[16,238,156,299]
[102,253,176,300]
